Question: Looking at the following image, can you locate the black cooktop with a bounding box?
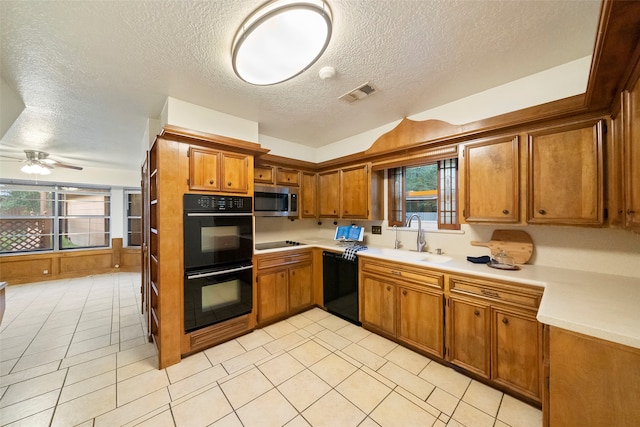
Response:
[255,240,303,250]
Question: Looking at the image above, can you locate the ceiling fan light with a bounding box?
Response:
[232,0,332,85]
[20,161,50,175]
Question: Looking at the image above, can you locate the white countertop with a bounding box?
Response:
[254,239,640,350]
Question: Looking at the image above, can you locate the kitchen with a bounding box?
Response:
[1,0,640,426]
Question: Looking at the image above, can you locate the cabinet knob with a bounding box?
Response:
[259,174,263,178]
[538,209,546,215]
[209,180,214,184]
[502,317,509,325]
[628,209,637,215]
[502,209,509,215]
[344,210,349,214]
[227,181,232,186]
[386,285,391,291]
[474,310,480,316]
[402,290,407,296]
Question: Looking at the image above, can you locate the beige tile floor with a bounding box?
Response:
[0,273,542,427]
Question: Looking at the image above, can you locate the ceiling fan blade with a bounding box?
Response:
[0,154,24,161]
[51,161,83,170]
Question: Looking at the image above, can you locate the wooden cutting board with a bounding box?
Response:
[470,230,534,264]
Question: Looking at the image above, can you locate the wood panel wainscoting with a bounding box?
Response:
[0,238,141,285]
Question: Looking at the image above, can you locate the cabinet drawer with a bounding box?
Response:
[256,250,312,270]
[276,168,300,186]
[449,276,541,309]
[360,258,443,289]
[255,166,274,184]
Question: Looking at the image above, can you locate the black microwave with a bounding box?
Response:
[254,185,298,217]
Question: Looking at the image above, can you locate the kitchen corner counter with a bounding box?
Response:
[254,241,640,350]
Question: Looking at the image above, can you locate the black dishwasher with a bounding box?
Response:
[323,251,360,325]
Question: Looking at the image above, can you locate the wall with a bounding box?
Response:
[255,217,640,279]
[160,97,260,143]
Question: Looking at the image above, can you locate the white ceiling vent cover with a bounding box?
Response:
[339,82,377,103]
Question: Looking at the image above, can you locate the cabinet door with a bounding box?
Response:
[257,270,288,323]
[288,263,313,312]
[341,165,369,218]
[625,77,640,232]
[527,120,604,225]
[276,168,300,186]
[255,166,274,184]
[609,97,626,227]
[221,152,249,193]
[448,297,490,378]
[301,172,317,218]
[397,286,444,358]
[318,170,340,217]
[464,136,519,223]
[189,147,220,191]
[361,275,396,336]
[492,307,541,400]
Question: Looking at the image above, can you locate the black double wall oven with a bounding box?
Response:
[183,194,253,333]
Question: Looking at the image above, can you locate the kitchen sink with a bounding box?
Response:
[370,248,452,264]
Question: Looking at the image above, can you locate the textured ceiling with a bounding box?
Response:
[0,0,601,170]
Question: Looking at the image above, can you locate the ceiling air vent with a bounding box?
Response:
[339,82,377,103]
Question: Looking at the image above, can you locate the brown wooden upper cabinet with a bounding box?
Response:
[318,164,383,220]
[463,135,519,223]
[301,172,317,218]
[189,146,249,194]
[318,170,341,218]
[254,165,300,186]
[526,119,604,225]
[254,165,274,184]
[276,168,300,186]
[341,164,369,218]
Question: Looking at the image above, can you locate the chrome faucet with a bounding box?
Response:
[393,225,401,249]
[406,214,426,252]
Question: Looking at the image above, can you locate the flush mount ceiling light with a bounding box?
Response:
[232,0,333,85]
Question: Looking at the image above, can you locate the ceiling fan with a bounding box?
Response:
[0,150,83,175]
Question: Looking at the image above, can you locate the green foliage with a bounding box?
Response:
[0,191,50,216]
[405,164,437,192]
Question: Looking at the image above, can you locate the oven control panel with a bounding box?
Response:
[184,194,252,213]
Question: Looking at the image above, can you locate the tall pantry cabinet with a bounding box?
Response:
[141,125,267,369]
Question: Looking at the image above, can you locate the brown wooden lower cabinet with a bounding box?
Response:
[256,249,314,325]
[448,296,491,378]
[445,275,543,404]
[545,327,640,427]
[359,258,445,358]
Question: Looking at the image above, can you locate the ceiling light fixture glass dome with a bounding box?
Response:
[232,0,333,85]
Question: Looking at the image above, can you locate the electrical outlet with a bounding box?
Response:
[372,225,382,235]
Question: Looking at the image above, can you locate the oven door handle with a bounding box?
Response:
[185,212,253,217]
[186,264,253,280]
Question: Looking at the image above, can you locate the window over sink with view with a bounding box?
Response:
[388,158,459,230]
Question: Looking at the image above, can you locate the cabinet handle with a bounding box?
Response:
[538,209,546,215]
[502,209,509,215]
[402,290,407,296]
[474,310,480,316]
[628,209,637,215]
[481,289,500,298]
[502,317,509,325]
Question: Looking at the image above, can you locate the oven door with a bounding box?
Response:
[184,263,253,332]
[183,212,253,270]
